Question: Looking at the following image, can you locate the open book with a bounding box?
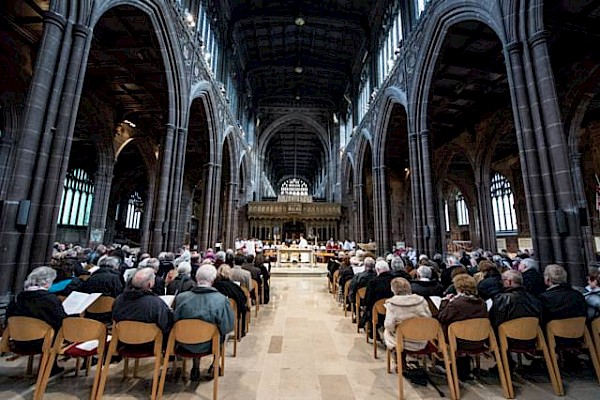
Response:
[428,296,493,311]
[62,291,102,315]
[75,335,112,352]
[160,295,175,307]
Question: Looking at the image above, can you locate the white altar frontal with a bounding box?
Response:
[276,248,315,267]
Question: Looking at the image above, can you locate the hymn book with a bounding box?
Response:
[62,291,102,315]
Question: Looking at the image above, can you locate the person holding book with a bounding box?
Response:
[7,266,67,374]
[112,267,174,340]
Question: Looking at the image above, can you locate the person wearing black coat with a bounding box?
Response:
[213,264,249,337]
[539,264,587,325]
[361,261,394,331]
[477,269,503,300]
[166,262,196,295]
[489,270,542,330]
[410,266,444,298]
[518,258,546,297]
[84,256,124,298]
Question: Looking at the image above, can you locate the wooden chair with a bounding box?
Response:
[497,317,561,398]
[592,318,600,370]
[545,317,600,395]
[387,317,456,400]
[241,285,252,331]
[156,319,222,400]
[356,287,366,333]
[229,298,238,357]
[448,318,510,399]
[0,317,55,398]
[332,270,340,299]
[96,321,163,400]
[343,281,351,317]
[252,279,260,317]
[366,298,387,359]
[35,317,107,400]
[85,296,115,324]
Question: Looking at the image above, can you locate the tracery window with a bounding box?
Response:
[456,191,469,226]
[491,172,517,232]
[58,168,94,226]
[125,192,144,230]
[280,178,308,196]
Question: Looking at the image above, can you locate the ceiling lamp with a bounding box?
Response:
[295,95,301,101]
[294,66,304,74]
[294,17,305,26]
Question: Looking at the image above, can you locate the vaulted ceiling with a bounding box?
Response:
[214,0,387,194]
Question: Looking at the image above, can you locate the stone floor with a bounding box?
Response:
[2,276,600,399]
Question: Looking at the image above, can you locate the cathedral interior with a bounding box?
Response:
[2,1,600,398]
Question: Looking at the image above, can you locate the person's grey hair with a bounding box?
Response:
[99,256,120,270]
[146,258,159,271]
[502,270,523,287]
[391,256,405,271]
[226,248,234,256]
[520,258,538,272]
[196,264,217,286]
[157,252,167,261]
[131,267,155,290]
[417,265,432,280]
[375,260,390,274]
[174,256,186,267]
[349,256,360,266]
[180,250,191,262]
[355,249,365,260]
[137,258,149,268]
[216,251,227,261]
[544,264,568,285]
[24,266,57,289]
[177,261,192,276]
[363,257,375,270]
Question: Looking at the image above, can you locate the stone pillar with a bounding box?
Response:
[526,31,586,284]
[150,124,176,255]
[224,182,238,249]
[200,163,215,249]
[475,169,496,251]
[0,11,68,296]
[374,165,389,255]
[408,133,423,252]
[31,23,93,266]
[354,184,364,242]
[570,152,595,266]
[419,130,439,256]
[87,158,115,248]
[140,172,156,252]
[168,127,187,249]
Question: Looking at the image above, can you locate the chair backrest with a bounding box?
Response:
[252,279,259,293]
[229,298,238,316]
[114,321,162,345]
[241,285,251,303]
[357,287,366,301]
[498,317,539,341]
[86,296,115,314]
[332,270,340,284]
[6,316,54,342]
[396,317,442,342]
[547,317,587,339]
[344,280,351,296]
[171,319,219,345]
[60,317,107,344]
[448,318,492,342]
[372,298,387,318]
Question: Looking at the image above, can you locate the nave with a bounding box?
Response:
[1,276,600,400]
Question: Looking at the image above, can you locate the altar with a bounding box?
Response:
[276,248,315,267]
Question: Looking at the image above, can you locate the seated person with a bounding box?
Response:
[383,278,431,360]
[84,256,123,298]
[213,264,249,337]
[490,270,542,329]
[166,262,195,295]
[49,258,83,297]
[584,269,600,321]
[518,258,546,297]
[476,262,503,300]
[349,257,376,319]
[173,264,234,381]
[7,266,67,374]
[361,260,394,334]
[438,274,488,381]
[112,268,174,341]
[145,258,165,296]
[231,254,252,292]
[540,264,587,324]
[410,266,443,298]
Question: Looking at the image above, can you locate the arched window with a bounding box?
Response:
[58,168,94,226]
[280,178,308,196]
[444,200,450,232]
[456,191,469,226]
[491,173,517,232]
[125,192,144,230]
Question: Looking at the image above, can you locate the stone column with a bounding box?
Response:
[168,127,187,248]
[570,152,595,266]
[0,11,68,296]
[475,169,496,251]
[224,182,238,249]
[374,165,389,255]
[419,130,439,256]
[87,158,115,248]
[150,124,176,255]
[140,172,156,252]
[354,184,364,242]
[408,133,423,252]
[200,163,215,249]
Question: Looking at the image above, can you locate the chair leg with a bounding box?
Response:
[133,358,140,378]
[90,350,104,400]
[537,332,563,396]
[219,345,225,376]
[156,348,172,400]
[27,355,34,377]
[491,344,511,399]
[449,347,460,400]
[75,357,81,377]
[150,355,161,400]
[441,348,457,400]
[33,350,55,400]
[96,342,117,400]
[584,328,600,384]
[397,350,404,400]
[123,357,129,379]
[546,333,564,395]
[213,344,219,400]
[499,343,515,399]
[386,348,391,374]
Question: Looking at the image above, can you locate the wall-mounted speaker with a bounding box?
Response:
[16,200,31,227]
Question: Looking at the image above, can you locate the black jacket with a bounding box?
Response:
[441,265,462,289]
[166,275,195,295]
[410,280,444,298]
[213,278,249,336]
[7,290,67,332]
[489,286,542,329]
[152,276,166,296]
[364,271,394,314]
[477,275,503,300]
[84,267,123,298]
[522,269,546,297]
[349,269,376,304]
[539,283,587,324]
[112,289,174,338]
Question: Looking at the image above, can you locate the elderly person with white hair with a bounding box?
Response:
[539,264,587,325]
[360,260,394,335]
[83,256,123,298]
[166,261,195,295]
[518,257,546,297]
[410,265,443,298]
[174,264,234,381]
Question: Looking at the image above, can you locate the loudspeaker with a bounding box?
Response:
[16,200,31,227]
[555,209,567,235]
